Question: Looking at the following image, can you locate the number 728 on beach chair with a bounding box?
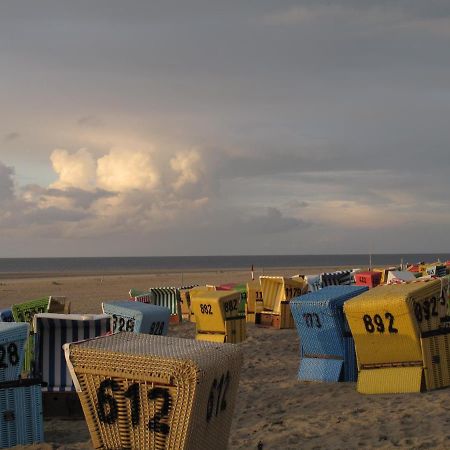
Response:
[190,290,246,343]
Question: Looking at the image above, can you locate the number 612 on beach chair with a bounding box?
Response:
[64,333,243,450]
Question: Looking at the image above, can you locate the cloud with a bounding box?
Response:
[97,148,159,192]
[170,149,204,191]
[0,162,15,203]
[50,148,97,190]
[241,207,310,234]
[77,115,104,128]
[3,132,20,142]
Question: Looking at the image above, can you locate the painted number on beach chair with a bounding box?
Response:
[362,313,398,334]
[206,371,231,423]
[413,297,440,323]
[0,343,19,368]
[97,380,172,438]
[149,321,164,335]
[224,300,238,314]
[302,313,322,328]
[112,315,135,332]
[200,304,213,315]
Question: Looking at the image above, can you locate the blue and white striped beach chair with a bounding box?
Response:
[33,314,112,392]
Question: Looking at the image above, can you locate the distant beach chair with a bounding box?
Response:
[102,301,170,335]
[344,277,450,393]
[320,270,353,288]
[47,296,71,314]
[246,280,263,323]
[290,286,368,382]
[11,297,49,374]
[257,276,308,329]
[64,332,243,450]
[190,290,246,343]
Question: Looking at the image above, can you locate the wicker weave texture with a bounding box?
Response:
[0,381,44,447]
[0,323,29,382]
[64,333,243,450]
[102,302,170,335]
[421,329,450,390]
[34,314,112,393]
[259,276,307,313]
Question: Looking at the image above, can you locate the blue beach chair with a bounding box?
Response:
[291,285,368,382]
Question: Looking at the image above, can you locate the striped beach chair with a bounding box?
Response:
[33,314,112,393]
[320,270,353,287]
[149,288,182,323]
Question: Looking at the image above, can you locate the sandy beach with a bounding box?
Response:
[2,267,450,450]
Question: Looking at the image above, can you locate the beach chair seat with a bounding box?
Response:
[0,378,44,448]
[191,290,246,343]
[102,301,170,335]
[64,332,243,450]
[0,323,29,382]
[33,313,112,393]
[344,277,450,393]
[257,276,307,329]
[291,285,368,382]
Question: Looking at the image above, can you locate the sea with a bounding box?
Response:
[0,254,449,275]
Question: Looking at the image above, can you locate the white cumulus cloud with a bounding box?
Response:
[50,148,96,190]
[97,148,159,192]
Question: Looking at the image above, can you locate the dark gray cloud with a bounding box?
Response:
[77,115,104,128]
[3,132,20,142]
[0,162,15,202]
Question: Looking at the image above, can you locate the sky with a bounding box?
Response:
[1,0,450,257]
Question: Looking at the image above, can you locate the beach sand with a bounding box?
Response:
[1,267,449,449]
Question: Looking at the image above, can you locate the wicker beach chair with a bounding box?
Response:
[344,277,450,393]
[320,270,354,288]
[0,322,29,383]
[0,378,44,448]
[290,286,368,382]
[64,332,243,450]
[190,290,246,343]
[102,301,170,335]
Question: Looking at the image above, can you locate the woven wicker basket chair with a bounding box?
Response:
[344,277,450,393]
[64,332,243,450]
